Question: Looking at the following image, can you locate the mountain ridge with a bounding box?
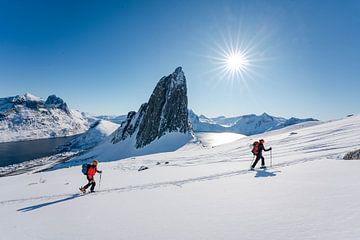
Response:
[72,67,193,162]
[0,93,89,143]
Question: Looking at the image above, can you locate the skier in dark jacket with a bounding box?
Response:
[80,160,102,193]
[251,139,272,169]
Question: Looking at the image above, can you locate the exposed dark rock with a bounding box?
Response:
[138,166,149,171]
[111,67,191,148]
[282,117,318,127]
[343,149,360,160]
[25,100,43,110]
[45,95,70,113]
[136,67,189,148]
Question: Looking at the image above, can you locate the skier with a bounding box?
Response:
[251,139,272,170]
[80,160,102,193]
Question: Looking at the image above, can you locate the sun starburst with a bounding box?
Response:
[201,28,271,92]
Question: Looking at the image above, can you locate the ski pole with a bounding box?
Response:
[270,150,273,168]
[250,155,255,169]
[98,173,102,190]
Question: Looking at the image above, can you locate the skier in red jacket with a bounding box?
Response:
[80,160,102,193]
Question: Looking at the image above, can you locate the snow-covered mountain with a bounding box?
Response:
[58,120,119,152]
[95,114,127,124]
[188,109,227,132]
[1,114,359,240]
[190,110,317,135]
[211,115,244,127]
[0,93,89,143]
[94,111,317,137]
[228,113,317,135]
[74,67,194,162]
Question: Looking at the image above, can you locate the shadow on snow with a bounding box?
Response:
[254,169,281,178]
[17,194,82,212]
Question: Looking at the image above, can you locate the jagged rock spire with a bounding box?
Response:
[112,67,190,148]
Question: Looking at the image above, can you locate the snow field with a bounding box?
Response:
[0,115,359,240]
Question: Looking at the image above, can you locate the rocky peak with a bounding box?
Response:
[0,93,71,114]
[260,112,273,121]
[45,95,70,114]
[6,93,43,110]
[173,66,185,84]
[9,93,37,103]
[111,67,191,148]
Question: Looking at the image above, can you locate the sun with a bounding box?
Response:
[206,37,257,85]
[211,46,253,82]
[226,52,249,72]
[202,27,271,91]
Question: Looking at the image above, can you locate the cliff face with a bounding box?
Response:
[112,67,191,148]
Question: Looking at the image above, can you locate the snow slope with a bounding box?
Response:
[95,114,127,124]
[73,131,194,163]
[195,132,245,147]
[58,120,119,152]
[0,115,359,240]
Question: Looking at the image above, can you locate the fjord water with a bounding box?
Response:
[0,135,79,167]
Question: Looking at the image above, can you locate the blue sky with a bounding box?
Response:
[0,0,359,120]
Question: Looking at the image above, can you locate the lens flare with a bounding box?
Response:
[226,52,249,72]
[202,28,271,91]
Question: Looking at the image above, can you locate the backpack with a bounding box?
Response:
[251,141,260,155]
[81,163,90,175]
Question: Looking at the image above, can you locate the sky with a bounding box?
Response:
[0,0,359,120]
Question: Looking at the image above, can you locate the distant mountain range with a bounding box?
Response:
[0,68,319,172]
[189,110,318,135]
[99,109,317,136]
[95,115,127,124]
[0,91,317,144]
[0,93,90,143]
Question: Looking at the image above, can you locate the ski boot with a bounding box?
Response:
[260,165,267,169]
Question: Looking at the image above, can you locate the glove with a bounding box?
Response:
[269,147,272,151]
[99,170,103,174]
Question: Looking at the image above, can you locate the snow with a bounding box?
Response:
[95,114,127,124]
[0,115,360,240]
[59,120,119,152]
[22,93,42,102]
[196,132,245,147]
[189,110,318,135]
[74,131,195,163]
[0,108,89,143]
[0,93,90,143]
[0,152,78,177]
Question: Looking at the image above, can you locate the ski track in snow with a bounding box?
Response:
[1,115,360,240]
[0,156,326,206]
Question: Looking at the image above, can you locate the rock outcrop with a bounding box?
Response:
[344,149,360,160]
[112,67,191,148]
[45,95,70,114]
